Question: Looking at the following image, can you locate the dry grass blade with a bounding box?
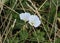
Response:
[39,0,47,10]
[0,14,10,29]
[0,0,3,14]
[0,34,2,43]
[3,19,16,43]
[57,17,60,23]
[2,14,12,37]
[53,0,58,43]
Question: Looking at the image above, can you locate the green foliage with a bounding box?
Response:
[32,30,45,42]
[19,29,28,41]
[8,37,19,43]
[55,38,60,43]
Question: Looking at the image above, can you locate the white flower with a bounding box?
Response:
[28,15,41,27]
[19,12,31,22]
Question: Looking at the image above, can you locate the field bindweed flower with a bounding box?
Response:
[28,15,41,27]
[19,12,31,22]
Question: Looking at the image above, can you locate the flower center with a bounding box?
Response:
[31,21,34,26]
[24,18,27,21]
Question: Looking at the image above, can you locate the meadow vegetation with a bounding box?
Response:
[0,0,60,43]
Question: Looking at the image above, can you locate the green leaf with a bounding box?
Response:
[32,30,45,42]
[55,38,60,43]
[19,29,28,40]
[8,37,19,43]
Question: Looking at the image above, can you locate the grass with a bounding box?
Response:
[0,0,60,43]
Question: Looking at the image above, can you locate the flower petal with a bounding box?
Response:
[19,12,31,22]
[28,15,41,27]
